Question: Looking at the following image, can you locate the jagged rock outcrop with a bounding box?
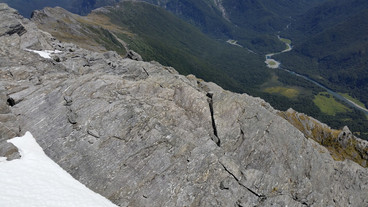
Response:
[338,126,353,148]
[1,3,368,206]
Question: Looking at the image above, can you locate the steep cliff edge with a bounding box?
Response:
[1,4,368,206]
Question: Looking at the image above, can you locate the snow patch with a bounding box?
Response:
[0,132,117,207]
[25,49,62,59]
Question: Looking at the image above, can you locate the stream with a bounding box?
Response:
[265,37,368,115]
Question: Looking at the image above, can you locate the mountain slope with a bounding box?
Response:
[1,4,368,206]
[220,0,325,32]
[138,0,328,53]
[105,2,268,88]
[288,0,368,43]
[135,0,284,53]
[31,6,128,55]
[33,1,271,93]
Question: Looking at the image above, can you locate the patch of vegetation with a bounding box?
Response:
[263,86,299,99]
[279,37,291,45]
[86,26,127,55]
[313,92,351,116]
[259,70,368,139]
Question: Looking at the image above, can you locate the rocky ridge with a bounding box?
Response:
[280,108,368,167]
[31,6,129,55]
[1,3,368,206]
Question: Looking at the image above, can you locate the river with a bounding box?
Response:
[265,37,368,115]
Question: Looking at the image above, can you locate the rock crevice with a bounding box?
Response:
[207,92,220,147]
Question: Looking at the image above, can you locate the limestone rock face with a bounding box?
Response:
[1,3,368,206]
[338,126,353,148]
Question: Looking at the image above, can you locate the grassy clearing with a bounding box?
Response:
[265,59,280,68]
[313,92,351,115]
[339,93,367,109]
[264,86,299,98]
[279,37,291,44]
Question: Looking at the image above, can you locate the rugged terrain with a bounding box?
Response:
[0,0,120,17]
[3,0,368,140]
[28,1,368,139]
[1,3,368,207]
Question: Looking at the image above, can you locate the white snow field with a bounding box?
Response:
[0,132,117,207]
[25,49,62,59]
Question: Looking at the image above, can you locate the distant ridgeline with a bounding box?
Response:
[0,0,120,17]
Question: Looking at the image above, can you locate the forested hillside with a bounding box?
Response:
[103,1,268,91]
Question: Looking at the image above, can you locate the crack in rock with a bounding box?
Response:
[207,92,220,147]
[219,156,266,201]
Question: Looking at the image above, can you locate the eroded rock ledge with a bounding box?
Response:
[1,3,368,206]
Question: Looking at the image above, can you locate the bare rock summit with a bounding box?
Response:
[1,4,368,207]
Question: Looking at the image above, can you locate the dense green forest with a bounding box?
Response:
[138,0,328,53]
[279,8,368,106]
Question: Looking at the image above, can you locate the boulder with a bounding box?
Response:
[125,50,143,61]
